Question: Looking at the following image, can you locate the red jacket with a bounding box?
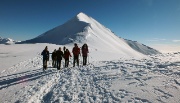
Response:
[72,46,80,56]
[82,48,89,56]
[64,51,71,59]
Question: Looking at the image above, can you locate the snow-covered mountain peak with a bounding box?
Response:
[20,12,160,56]
[76,12,92,23]
[0,37,17,44]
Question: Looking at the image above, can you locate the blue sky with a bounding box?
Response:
[0,0,180,48]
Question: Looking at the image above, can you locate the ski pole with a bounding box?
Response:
[88,54,89,64]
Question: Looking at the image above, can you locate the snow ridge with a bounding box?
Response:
[125,39,160,55]
[19,12,159,56]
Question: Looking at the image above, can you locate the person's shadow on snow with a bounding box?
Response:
[0,68,55,90]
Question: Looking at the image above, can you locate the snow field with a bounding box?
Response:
[0,52,180,103]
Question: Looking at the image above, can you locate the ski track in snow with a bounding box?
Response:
[0,53,180,103]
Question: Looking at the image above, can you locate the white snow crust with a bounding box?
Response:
[0,43,180,103]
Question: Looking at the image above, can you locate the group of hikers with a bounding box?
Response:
[41,43,89,70]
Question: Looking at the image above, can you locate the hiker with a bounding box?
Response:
[64,49,72,67]
[41,46,49,70]
[52,49,57,68]
[82,43,89,65]
[56,47,64,70]
[72,43,80,67]
[63,46,66,53]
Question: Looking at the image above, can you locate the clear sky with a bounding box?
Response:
[0,0,180,51]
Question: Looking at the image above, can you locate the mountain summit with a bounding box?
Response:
[21,12,159,55]
[76,12,92,23]
[21,12,115,45]
[22,12,91,44]
[0,37,17,44]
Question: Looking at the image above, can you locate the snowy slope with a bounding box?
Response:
[20,12,160,56]
[0,44,180,103]
[125,39,159,55]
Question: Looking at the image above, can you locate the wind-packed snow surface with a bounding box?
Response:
[0,44,180,103]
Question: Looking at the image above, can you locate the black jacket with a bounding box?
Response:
[52,52,57,60]
[56,50,64,60]
[41,50,49,60]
